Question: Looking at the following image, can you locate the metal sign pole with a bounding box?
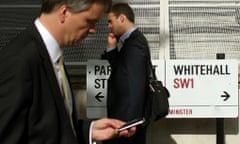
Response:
[216,53,225,144]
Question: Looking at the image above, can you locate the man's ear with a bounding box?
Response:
[58,5,68,23]
[119,14,126,23]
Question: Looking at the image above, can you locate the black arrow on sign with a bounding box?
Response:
[221,91,230,101]
[95,92,104,102]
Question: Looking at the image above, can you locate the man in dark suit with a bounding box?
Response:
[0,0,136,144]
[102,3,151,144]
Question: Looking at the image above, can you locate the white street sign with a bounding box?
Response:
[165,60,238,118]
[86,59,239,118]
[86,60,110,118]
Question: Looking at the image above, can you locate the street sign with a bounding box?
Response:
[165,60,238,118]
[86,60,110,118]
[86,59,239,118]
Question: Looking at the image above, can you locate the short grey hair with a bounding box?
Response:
[41,0,112,13]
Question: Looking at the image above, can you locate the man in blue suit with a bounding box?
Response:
[0,0,136,144]
[102,3,151,144]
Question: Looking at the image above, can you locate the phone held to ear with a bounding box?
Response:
[118,118,145,132]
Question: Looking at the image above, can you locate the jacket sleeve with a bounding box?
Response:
[0,49,32,143]
[101,49,118,68]
[81,120,92,144]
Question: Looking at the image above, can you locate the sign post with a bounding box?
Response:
[216,53,225,144]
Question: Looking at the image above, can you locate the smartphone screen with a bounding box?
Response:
[118,118,145,132]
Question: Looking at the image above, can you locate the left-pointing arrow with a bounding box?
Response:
[95,92,104,102]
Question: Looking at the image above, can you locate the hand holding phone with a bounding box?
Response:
[118,118,145,132]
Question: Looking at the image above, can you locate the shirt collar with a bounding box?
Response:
[34,18,62,64]
[119,27,137,43]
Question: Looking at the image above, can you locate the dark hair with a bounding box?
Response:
[41,0,112,13]
[110,3,135,23]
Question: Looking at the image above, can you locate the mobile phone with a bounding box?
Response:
[118,118,145,132]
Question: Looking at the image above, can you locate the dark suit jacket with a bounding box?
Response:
[0,25,90,144]
[102,29,151,122]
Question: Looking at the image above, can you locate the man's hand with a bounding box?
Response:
[108,33,118,48]
[92,118,136,141]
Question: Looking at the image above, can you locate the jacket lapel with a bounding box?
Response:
[30,25,79,133]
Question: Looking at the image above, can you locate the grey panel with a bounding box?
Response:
[129,0,160,4]
[169,5,240,59]
[0,0,40,5]
[0,5,40,50]
[2,0,240,62]
[63,15,109,62]
[64,3,161,62]
[133,6,161,59]
[169,0,240,4]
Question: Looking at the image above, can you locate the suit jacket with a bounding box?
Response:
[102,29,151,122]
[0,25,90,144]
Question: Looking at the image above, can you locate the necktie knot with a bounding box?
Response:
[58,55,64,66]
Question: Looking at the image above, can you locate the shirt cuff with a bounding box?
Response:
[90,121,97,144]
[106,47,116,52]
